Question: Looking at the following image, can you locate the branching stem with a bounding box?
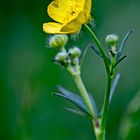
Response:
[84,24,110,75]
[84,24,114,140]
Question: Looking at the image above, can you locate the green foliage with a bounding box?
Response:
[54,86,91,117]
[109,73,121,104]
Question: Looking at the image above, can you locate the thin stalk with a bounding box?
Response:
[100,76,112,135]
[92,120,105,140]
[100,58,115,132]
[72,73,95,119]
[67,65,95,118]
[84,24,115,140]
[65,46,95,119]
[84,24,110,75]
[92,76,112,140]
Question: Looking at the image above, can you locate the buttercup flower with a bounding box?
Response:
[43,0,92,34]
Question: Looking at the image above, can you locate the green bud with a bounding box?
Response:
[49,35,68,49]
[55,51,68,63]
[105,34,118,46]
[68,47,81,58]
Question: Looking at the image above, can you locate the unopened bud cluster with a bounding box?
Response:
[68,47,81,65]
[49,35,81,66]
[55,51,69,63]
[55,47,81,66]
[68,47,81,58]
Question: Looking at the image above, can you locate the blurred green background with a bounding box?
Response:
[0,0,140,140]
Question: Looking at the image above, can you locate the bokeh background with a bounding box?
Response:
[0,0,140,140]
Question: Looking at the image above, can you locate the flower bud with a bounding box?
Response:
[49,35,68,49]
[68,47,81,58]
[55,51,68,63]
[105,34,118,46]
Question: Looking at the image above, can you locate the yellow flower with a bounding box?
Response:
[43,0,92,34]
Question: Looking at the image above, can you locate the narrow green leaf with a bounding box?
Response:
[90,45,111,65]
[90,45,102,57]
[116,30,133,60]
[109,73,121,103]
[63,108,86,116]
[115,55,127,68]
[53,86,91,117]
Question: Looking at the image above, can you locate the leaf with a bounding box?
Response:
[90,45,111,65]
[115,55,127,68]
[90,45,102,57]
[89,94,98,117]
[109,73,121,103]
[53,86,92,117]
[63,108,86,116]
[116,29,133,61]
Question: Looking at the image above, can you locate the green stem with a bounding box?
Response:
[67,66,95,119]
[100,76,112,136]
[96,130,105,140]
[73,74,95,118]
[84,24,110,75]
[93,76,112,140]
[84,24,114,140]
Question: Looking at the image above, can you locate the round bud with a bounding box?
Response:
[49,35,68,49]
[55,51,68,63]
[105,34,118,46]
[68,47,81,58]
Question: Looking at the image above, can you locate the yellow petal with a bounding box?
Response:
[43,0,91,34]
[74,0,91,21]
[48,0,84,23]
[43,22,80,34]
[61,12,84,33]
[84,0,92,22]
[48,0,69,23]
[75,0,85,6]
